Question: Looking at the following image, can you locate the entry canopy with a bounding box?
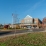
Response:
[24,15,32,19]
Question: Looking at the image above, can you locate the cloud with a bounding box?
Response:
[24,0,45,14]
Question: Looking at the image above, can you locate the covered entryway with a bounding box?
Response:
[27,25,32,29]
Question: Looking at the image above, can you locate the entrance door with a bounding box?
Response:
[27,26,32,29]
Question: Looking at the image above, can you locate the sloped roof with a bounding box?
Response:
[24,15,32,19]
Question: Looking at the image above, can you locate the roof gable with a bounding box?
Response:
[24,15,32,19]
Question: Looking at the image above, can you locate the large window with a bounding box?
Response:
[24,19,32,24]
[34,21,37,24]
[29,20,32,23]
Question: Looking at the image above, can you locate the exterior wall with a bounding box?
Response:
[9,24,20,29]
[42,17,46,28]
[20,18,42,29]
[9,18,42,29]
[38,19,42,28]
[21,18,33,24]
[9,24,16,28]
[34,18,38,27]
[34,18,38,24]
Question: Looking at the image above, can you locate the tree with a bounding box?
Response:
[12,13,20,28]
[12,13,20,24]
[0,24,3,28]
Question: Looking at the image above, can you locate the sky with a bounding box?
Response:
[0,0,46,24]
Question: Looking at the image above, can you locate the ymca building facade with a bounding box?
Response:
[20,15,42,29]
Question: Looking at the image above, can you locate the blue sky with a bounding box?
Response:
[0,0,46,24]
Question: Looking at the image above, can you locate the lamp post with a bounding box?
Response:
[12,14,14,28]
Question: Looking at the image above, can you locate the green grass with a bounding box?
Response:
[0,32,46,46]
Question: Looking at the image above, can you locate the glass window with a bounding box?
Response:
[24,19,32,24]
[30,20,32,23]
[34,21,37,24]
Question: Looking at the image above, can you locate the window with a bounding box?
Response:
[29,20,32,23]
[34,21,37,24]
[24,19,32,24]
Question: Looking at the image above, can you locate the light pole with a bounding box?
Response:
[12,14,14,28]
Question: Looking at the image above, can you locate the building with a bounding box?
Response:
[20,15,42,29]
[9,23,20,29]
[42,17,46,28]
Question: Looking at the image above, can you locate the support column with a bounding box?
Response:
[20,25,21,28]
[32,25,34,29]
[36,25,39,29]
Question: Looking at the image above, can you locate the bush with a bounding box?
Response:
[16,25,20,29]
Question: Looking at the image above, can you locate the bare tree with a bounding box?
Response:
[12,14,19,24]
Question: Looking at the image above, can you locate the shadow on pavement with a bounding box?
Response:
[32,28,44,32]
[0,31,13,35]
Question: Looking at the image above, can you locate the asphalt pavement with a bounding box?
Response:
[0,28,44,38]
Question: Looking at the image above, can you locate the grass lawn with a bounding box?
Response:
[0,32,46,46]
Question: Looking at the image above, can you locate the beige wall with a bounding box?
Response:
[20,18,42,28]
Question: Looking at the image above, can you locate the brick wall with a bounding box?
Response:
[42,17,46,28]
